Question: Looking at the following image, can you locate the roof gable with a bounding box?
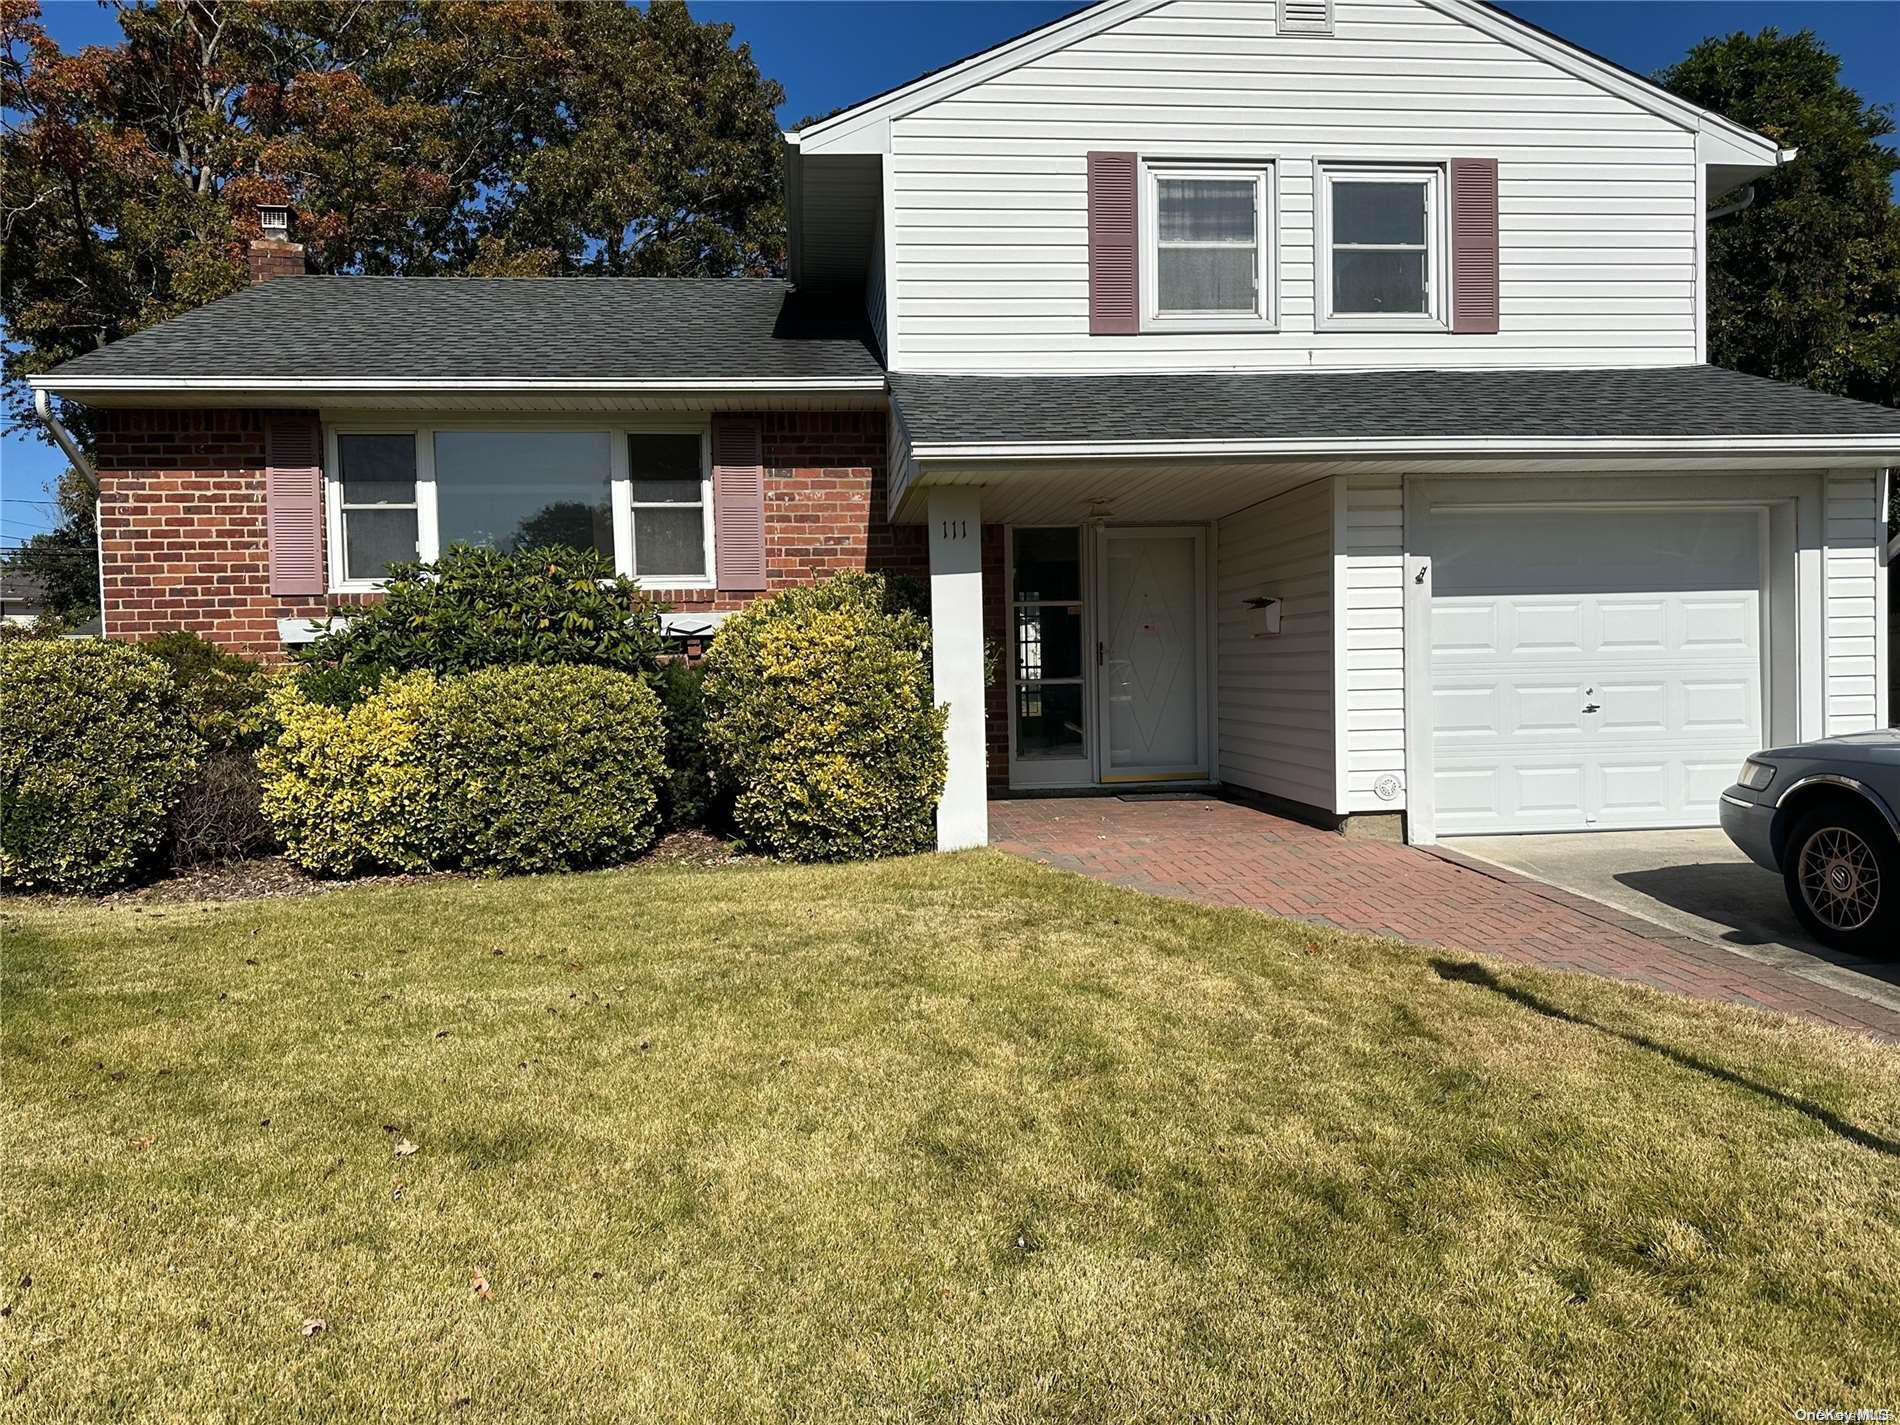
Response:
[790,0,1780,163]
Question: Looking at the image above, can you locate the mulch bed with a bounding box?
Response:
[5,830,749,909]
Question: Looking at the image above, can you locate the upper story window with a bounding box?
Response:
[326,425,714,592]
[1142,160,1276,331]
[1318,164,1445,329]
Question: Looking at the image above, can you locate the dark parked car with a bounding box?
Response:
[1720,731,1900,954]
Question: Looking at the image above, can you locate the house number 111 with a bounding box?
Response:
[939,519,969,540]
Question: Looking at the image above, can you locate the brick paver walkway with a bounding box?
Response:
[991,795,1900,1042]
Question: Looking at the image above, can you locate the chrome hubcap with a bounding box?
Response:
[1797,826,1881,932]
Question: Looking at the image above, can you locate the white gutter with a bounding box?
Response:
[908,433,1900,462]
[1706,184,1756,222]
[32,387,106,637]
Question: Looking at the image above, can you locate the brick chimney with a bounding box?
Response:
[248,204,306,284]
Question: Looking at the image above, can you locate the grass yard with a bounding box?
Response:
[3,850,1898,1422]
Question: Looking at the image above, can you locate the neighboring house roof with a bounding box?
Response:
[889,366,1900,454]
[789,0,1783,167]
[0,569,49,610]
[37,277,884,390]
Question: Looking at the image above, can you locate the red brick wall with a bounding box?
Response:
[95,409,333,652]
[657,411,926,616]
[94,408,1009,783]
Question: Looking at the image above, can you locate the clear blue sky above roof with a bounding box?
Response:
[5,0,1896,543]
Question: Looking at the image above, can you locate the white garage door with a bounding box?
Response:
[1429,506,1764,835]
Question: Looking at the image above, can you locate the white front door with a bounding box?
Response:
[1097,527,1207,781]
[1427,505,1766,835]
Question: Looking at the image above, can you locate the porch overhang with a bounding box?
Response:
[893,442,1900,527]
[886,366,1900,524]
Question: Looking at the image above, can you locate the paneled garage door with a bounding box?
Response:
[1429,505,1764,835]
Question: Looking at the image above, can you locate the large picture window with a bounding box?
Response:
[325,424,714,591]
[1141,160,1275,331]
[434,430,613,558]
[1318,164,1445,328]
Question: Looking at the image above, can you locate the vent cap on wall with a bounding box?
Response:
[1277,0,1333,34]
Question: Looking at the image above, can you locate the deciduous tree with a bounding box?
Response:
[2,0,787,439]
[1660,29,1900,408]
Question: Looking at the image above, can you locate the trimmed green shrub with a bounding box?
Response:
[703,573,947,862]
[292,544,663,706]
[145,630,275,753]
[652,658,715,829]
[428,664,667,873]
[0,641,204,892]
[258,664,665,877]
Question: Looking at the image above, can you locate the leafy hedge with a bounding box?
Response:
[0,641,204,892]
[259,664,665,876]
[145,630,276,753]
[293,544,662,706]
[703,574,946,861]
[651,658,715,829]
[146,631,280,867]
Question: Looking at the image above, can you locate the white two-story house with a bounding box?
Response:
[33,0,1900,850]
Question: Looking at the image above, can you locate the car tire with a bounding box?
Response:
[1781,799,1900,957]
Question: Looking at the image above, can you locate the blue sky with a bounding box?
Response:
[5,0,1897,545]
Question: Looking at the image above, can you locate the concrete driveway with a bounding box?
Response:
[1441,829,1900,1017]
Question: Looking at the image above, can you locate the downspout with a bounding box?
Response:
[32,387,106,637]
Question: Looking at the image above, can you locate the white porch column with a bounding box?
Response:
[928,486,988,850]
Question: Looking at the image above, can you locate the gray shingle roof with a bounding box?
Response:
[889,367,1900,445]
[48,277,882,384]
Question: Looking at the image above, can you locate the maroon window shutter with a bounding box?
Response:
[711,415,766,591]
[1088,151,1139,335]
[265,413,325,596]
[1450,157,1500,335]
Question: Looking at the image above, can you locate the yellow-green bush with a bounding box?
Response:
[258,665,665,877]
[703,574,947,862]
[257,672,445,876]
[0,641,204,892]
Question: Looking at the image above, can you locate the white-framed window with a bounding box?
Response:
[332,432,423,585]
[1140,159,1276,331]
[1316,163,1446,329]
[625,432,715,583]
[324,422,715,593]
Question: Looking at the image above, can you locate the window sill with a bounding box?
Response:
[1140,316,1279,335]
[634,577,717,592]
[1315,315,1448,334]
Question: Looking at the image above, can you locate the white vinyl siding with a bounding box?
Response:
[1823,469,1885,733]
[1216,479,1334,810]
[889,0,1697,372]
[1337,473,1406,811]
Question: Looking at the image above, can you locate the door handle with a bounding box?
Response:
[1096,640,1105,668]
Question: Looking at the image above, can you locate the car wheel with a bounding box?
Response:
[1781,800,1900,956]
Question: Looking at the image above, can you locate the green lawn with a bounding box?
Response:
[3,851,1897,1422]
